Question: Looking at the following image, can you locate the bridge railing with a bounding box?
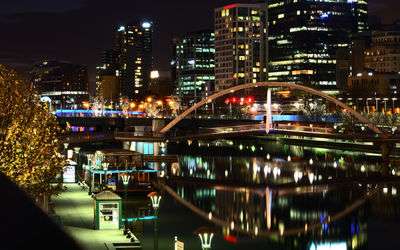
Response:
[114,132,165,138]
[209,123,332,134]
[276,124,332,134]
[60,132,114,143]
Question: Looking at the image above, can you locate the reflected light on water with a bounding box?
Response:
[309,172,315,184]
[294,170,303,183]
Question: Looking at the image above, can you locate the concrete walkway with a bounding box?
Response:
[53,183,135,250]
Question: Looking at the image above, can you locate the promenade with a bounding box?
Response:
[53,183,137,250]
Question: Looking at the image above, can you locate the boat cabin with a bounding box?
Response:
[83,149,157,194]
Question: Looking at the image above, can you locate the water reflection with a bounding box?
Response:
[160,140,400,249]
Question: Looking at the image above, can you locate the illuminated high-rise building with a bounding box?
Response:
[172,30,215,106]
[96,49,119,102]
[268,0,368,93]
[214,3,268,92]
[365,20,400,73]
[31,60,89,109]
[116,20,153,98]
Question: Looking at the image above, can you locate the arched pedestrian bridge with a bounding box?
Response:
[160,81,384,136]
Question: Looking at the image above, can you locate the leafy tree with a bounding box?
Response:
[340,111,358,131]
[364,112,399,132]
[0,65,66,210]
[301,99,327,122]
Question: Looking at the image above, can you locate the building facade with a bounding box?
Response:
[365,20,400,73]
[115,20,153,98]
[214,3,268,92]
[268,0,368,92]
[96,49,120,102]
[172,30,215,107]
[31,60,89,110]
[347,70,400,113]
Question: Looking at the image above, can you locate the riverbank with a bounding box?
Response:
[52,183,138,249]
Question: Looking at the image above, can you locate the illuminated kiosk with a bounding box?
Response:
[93,190,122,230]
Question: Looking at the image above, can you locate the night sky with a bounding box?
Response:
[0,0,398,84]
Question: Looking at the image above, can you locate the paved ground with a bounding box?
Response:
[53,183,135,250]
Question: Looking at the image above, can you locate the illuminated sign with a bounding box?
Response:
[63,165,76,183]
[310,242,347,250]
[118,26,125,32]
[224,4,237,9]
[142,22,151,28]
[150,70,159,79]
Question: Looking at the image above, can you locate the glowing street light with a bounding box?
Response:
[82,102,90,115]
[148,191,162,209]
[156,100,164,115]
[194,227,218,250]
[121,173,131,234]
[101,161,109,190]
[148,192,162,250]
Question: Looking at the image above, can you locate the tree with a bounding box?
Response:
[0,65,66,209]
[301,99,327,122]
[340,111,358,131]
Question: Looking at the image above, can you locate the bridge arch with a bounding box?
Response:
[160,82,384,135]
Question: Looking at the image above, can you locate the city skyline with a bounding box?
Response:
[0,0,398,85]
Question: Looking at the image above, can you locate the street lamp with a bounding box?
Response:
[156,100,163,116]
[83,102,90,116]
[148,192,162,250]
[121,173,131,234]
[86,153,94,167]
[194,227,218,250]
[130,102,135,116]
[101,161,109,190]
[73,147,81,181]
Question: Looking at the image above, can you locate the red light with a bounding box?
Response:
[225,98,230,104]
[224,235,237,244]
[231,97,237,104]
[224,4,237,9]
[233,76,237,80]
[247,96,254,104]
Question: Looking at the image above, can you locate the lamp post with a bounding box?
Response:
[86,153,94,167]
[86,153,94,194]
[156,100,163,116]
[121,174,131,234]
[83,102,90,116]
[73,147,81,182]
[101,162,109,190]
[194,227,218,250]
[148,192,162,250]
[130,102,135,117]
[393,98,397,113]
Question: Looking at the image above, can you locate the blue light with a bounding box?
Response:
[320,13,329,19]
[122,216,156,222]
[54,109,142,116]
